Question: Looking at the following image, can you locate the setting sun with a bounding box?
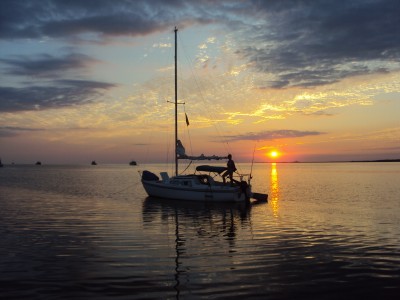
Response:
[268,150,280,159]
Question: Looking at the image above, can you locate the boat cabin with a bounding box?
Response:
[161,173,217,187]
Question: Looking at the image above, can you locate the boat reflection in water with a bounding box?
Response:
[270,162,279,217]
[142,197,254,245]
[142,197,266,298]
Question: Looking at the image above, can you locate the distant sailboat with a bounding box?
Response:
[129,160,137,166]
[140,27,267,203]
[91,160,97,165]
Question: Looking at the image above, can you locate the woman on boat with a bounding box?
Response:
[222,154,237,184]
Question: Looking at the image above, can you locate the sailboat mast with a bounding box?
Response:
[174,27,178,176]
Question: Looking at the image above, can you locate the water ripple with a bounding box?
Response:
[1,164,400,299]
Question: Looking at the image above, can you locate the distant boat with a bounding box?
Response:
[91,160,97,165]
[140,28,267,203]
[35,161,42,165]
[0,158,3,168]
[129,160,137,166]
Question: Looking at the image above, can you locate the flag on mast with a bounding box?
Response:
[185,113,190,126]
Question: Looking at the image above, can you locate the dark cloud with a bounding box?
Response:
[0,53,97,78]
[0,0,398,89]
[239,0,400,87]
[224,130,324,142]
[0,0,207,40]
[0,80,116,112]
[0,126,43,137]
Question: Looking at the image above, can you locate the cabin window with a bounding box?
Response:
[182,181,191,186]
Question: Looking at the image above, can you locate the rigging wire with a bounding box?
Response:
[141,30,176,173]
[249,142,257,180]
[180,160,193,175]
[178,32,239,169]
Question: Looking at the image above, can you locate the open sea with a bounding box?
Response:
[0,162,399,299]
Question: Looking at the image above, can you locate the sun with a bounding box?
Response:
[268,150,280,159]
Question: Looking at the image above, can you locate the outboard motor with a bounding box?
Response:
[142,170,159,181]
[240,181,248,194]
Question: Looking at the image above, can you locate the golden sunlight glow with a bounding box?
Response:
[268,150,280,159]
[270,162,279,217]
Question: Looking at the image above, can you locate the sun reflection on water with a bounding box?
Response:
[270,162,279,217]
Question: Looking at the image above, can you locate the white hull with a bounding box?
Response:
[142,180,247,202]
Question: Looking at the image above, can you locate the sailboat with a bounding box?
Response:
[141,27,267,203]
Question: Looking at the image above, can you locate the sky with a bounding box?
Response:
[0,0,399,164]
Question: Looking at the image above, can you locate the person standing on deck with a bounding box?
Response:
[222,154,237,184]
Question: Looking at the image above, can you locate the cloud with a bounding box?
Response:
[0,80,116,112]
[368,146,400,152]
[152,43,172,48]
[236,0,400,88]
[0,0,212,41]
[0,126,44,137]
[223,130,324,142]
[0,53,98,78]
[0,45,113,114]
[0,0,399,89]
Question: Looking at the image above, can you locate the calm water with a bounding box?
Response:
[0,162,399,299]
